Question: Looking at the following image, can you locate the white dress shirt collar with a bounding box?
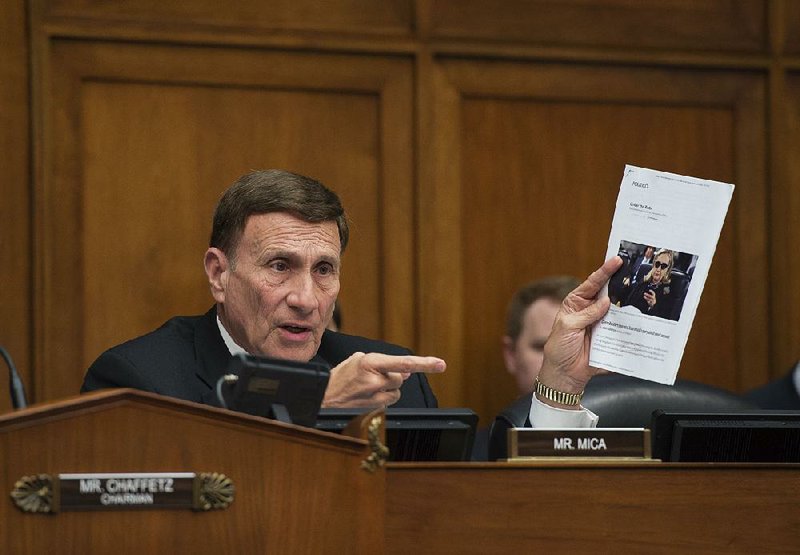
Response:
[217,315,247,356]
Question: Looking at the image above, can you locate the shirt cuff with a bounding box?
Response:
[529,394,599,428]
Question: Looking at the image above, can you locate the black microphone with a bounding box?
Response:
[1,345,28,409]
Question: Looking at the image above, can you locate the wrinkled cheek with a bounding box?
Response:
[243,283,267,316]
[241,288,271,341]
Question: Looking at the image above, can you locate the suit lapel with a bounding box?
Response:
[194,307,233,403]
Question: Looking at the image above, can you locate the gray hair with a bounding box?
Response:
[210,169,349,260]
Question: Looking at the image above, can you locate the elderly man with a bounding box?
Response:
[82,170,443,408]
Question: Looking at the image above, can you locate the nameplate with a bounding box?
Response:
[11,472,234,513]
[508,428,651,460]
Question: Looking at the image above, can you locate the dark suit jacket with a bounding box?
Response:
[81,307,437,408]
[745,364,800,410]
[624,280,678,321]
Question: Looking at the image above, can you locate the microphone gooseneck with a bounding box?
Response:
[1,345,28,410]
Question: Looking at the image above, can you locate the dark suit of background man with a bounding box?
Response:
[82,169,444,408]
[745,361,800,410]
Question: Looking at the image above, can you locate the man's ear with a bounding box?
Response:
[204,247,229,303]
[502,336,517,375]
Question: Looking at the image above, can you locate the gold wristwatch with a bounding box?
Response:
[534,377,584,406]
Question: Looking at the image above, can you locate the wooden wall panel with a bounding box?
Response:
[0,0,31,413]
[784,2,800,54]
[771,73,800,375]
[5,0,788,419]
[39,0,414,37]
[420,59,767,423]
[38,40,413,401]
[429,0,767,53]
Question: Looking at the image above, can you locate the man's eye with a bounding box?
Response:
[270,261,289,272]
[317,264,333,276]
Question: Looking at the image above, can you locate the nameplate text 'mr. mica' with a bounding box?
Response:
[508,428,651,460]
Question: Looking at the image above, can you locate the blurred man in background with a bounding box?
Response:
[502,275,580,394]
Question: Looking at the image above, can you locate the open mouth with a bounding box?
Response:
[281,324,311,334]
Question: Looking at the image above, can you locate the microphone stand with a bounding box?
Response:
[1,345,28,409]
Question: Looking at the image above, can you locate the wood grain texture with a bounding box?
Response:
[784,1,800,54]
[387,463,800,554]
[770,73,800,375]
[428,0,767,53]
[39,0,414,37]
[5,0,793,419]
[0,0,31,413]
[420,59,767,424]
[1,390,384,554]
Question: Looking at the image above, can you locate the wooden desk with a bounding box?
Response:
[6,392,797,554]
[387,461,800,554]
[1,390,385,554]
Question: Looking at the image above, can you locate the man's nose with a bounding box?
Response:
[286,272,317,312]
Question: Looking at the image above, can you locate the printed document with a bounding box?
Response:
[589,165,734,384]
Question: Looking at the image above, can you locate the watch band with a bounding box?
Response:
[534,377,584,406]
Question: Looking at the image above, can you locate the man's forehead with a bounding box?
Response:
[243,212,341,256]
[524,298,561,332]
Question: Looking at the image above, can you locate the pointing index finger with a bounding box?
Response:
[362,353,447,374]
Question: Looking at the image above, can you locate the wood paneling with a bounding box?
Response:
[785,2,800,54]
[771,73,800,375]
[3,0,793,419]
[2,390,384,553]
[39,40,413,400]
[420,59,767,423]
[387,463,800,554]
[0,0,31,413]
[429,0,767,53]
[39,0,414,37]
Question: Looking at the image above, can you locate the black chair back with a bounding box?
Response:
[581,374,755,427]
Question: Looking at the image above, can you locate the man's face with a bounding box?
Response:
[644,246,654,259]
[503,297,561,395]
[210,212,341,361]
